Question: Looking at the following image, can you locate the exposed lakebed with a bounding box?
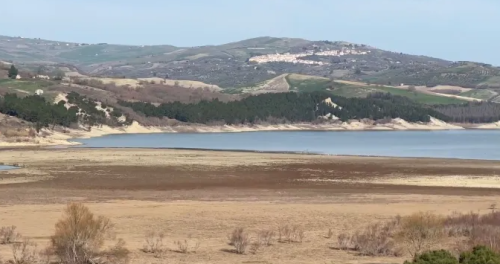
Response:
[73,130,500,160]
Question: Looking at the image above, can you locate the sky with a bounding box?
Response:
[3,0,500,64]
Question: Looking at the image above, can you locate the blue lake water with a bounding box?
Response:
[0,165,19,171]
[74,130,500,160]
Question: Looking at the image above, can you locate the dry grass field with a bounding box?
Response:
[1,148,500,264]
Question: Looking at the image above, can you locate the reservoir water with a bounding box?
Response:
[0,165,19,171]
[74,130,500,160]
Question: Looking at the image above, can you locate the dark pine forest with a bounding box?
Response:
[119,92,449,124]
[2,90,500,130]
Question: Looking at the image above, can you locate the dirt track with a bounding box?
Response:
[1,148,500,263]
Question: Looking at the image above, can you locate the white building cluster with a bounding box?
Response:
[248,48,370,65]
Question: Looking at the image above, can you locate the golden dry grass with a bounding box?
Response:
[287,73,329,81]
[0,149,499,263]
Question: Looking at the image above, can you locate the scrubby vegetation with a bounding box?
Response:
[336,210,500,264]
[434,102,500,123]
[0,91,130,132]
[4,204,500,263]
[404,246,500,264]
[0,93,78,132]
[66,91,130,127]
[0,203,129,264]
[120,91,448,124]
[50,203,129,264]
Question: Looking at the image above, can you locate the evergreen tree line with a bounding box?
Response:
[433,102,500,123]
[0,93,78,132]
[119,92,447,124]
[0,92,129,132]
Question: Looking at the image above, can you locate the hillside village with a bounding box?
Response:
[249,48,371,65]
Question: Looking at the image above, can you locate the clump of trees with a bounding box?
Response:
[0,92,130,132]
[433,102,500,123]
[119,91,447,124]
[66,92,131,127]
[8,65,18,79]
[0,93,78,132]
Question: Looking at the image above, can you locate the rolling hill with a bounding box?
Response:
[2,35,500,93]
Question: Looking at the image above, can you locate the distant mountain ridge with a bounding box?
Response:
[1,35,500,90]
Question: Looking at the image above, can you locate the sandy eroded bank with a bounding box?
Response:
[2,116,498,148]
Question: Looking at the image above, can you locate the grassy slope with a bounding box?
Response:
[0,79,58,101]
[286,74,330,92]
[58,45,179,64]
[460,89,498,100]
[360,63,500,89]
[284,75,467,105]
[374,86,466,104]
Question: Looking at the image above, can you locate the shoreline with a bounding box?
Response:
[0,118,499,148]
[65,147,500,162]
[56,146,500,162]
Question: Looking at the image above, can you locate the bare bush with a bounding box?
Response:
[11,238,39,264]
[228,227,250,254]
[50,203,115,264]
[142,231,165,257]
[278,225,305,243]
[444,211,480,237]
[174,239,200,254]
[257,229,275,246]
[0,226,21,244]
[350,217,402,256]
[337,233,352,250]
[396,211,445,257]
[249,240,262,255]
[445,211,500,253]
[100,238,130,264]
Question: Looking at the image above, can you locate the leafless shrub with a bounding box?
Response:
[444,211,480,237]
[337,233,352,250]
[50,202,115,264]
[11,238,39,264]
[257,230,275,246]
[100,238,130,264]
[444,211,500,252]
[174,239,200,254]
[38,247,53,264]
[278,225,305,243]
[0,226,21,244]
[396,211,445,257]
[228,227,250,254]
[350,217,402,256]
[142,231,165,257]
[249,240,262,255]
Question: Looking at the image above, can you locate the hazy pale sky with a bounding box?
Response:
[3,0,500,64]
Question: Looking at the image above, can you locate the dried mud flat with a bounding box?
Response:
[1,148,500,264]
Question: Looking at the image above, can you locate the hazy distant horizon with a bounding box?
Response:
[2,0,500,65]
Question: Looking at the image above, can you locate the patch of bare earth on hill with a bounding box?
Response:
[1,149,500,263]
[242,74,290,94]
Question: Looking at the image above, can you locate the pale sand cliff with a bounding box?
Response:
[475,121,500,129]
[1,117,498,148]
